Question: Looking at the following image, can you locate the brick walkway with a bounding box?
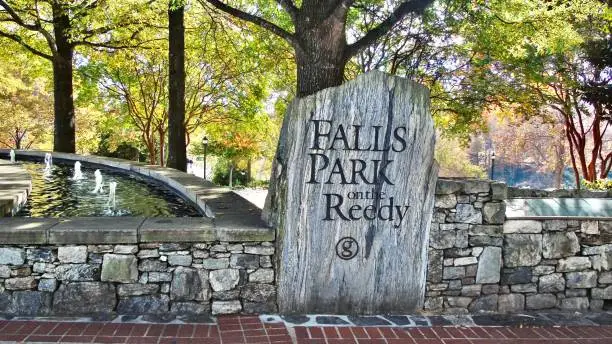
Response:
[1,316,612,344]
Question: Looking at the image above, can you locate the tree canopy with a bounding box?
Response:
[0,0,610,187]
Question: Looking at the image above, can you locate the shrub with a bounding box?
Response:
[581,179,612,190]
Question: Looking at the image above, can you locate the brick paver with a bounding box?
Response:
[0,316,611,343]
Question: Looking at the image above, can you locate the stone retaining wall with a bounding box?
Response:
[0,241,276,316]
[2,149,611,317]
[425,179,612,314]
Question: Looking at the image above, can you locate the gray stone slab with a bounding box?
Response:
[214,215,274,242]
[265,72,437,314]
[140,217,215,242]
[49,217,143,244]
[0,218,55,244]
[196,188,262,217]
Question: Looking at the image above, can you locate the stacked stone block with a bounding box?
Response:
[0,242,276,316]
[425,179,612,314]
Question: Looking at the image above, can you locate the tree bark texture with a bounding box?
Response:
[294,3,348,97]
[263,71,438,314]
[51,4,76,153]
[201,0,434,98]
[167,5,187,171]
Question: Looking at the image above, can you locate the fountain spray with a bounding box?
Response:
[73,161,84,180]
[108,182,117,208]
[43,153,53,176]
[93,170,104,193]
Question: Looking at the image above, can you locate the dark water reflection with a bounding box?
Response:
[17,162,201,217]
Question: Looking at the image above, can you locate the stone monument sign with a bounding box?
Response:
[264,71,438,314]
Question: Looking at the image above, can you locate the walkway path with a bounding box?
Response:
[233,188,268,209]
[0,314,611,343]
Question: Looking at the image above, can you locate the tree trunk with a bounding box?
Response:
[158,127,166,167]
[52,4,76,153]
[145,135,156,165]
[294,5,349,97]
[229,163,234,188]
[14,128,22,150]
[167,4,187,171]
[553,144,565,189]
[588,112,602,182]
[246,159,252,183]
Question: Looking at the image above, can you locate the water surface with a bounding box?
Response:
[17,161,201,217]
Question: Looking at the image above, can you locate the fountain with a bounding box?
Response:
[93,169,104,193]
[9,149,15,163]
[72,161,84,180]
[16,160,201,217]
[44,153,53,170]
[43,153,53,176]
[108,181,117,209]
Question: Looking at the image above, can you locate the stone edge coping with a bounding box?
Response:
[508,186,612,199]
[0,159,32,216]
[0,217,274,244]
[0,150,270,231]
[2,310,612,327]
[506,198,612,219]
[505,215,612,220]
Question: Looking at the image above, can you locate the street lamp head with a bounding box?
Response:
[202,136,209,145]
[491,151,496,160]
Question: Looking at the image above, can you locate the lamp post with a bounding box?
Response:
[490,151,496,180]
[202,136,209,180]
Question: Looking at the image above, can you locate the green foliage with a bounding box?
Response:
[96,133,144,161]
[0,49,53,149]
[247,179,270,188]
[0,0,608,180]
[582,179,612,191]
[435,136,486,178]
[349,0,608,141]
[211,158,249,187]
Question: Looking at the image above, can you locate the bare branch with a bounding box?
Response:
[345,0,434,58]
[199,0,297,47]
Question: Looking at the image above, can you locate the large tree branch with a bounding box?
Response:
[32,0,57,54]
[345,0,434,58]
[0,0,39,30]
[199,0,297,47]
[78,19,143,40]
[0,30,52,59]
[1,0,57,54]
[73,37,163,49]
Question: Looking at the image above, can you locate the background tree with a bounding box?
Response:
[0,57,53,149]
[199,113,275,187]
[101,52,169,165]
[0,0,151,153]
[481,1,611,185]
[489,113,568,188]
[96,8,282,166]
